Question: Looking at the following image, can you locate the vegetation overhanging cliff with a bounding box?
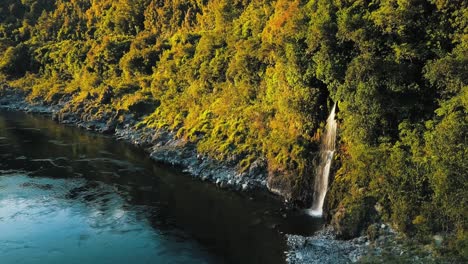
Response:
[0,0,466,258]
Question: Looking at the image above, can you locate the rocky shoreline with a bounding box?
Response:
[1,87,450,264]
[286,226,368,264]
[287,222,454,264]
[0,87,374,263]
[0,88,268,193]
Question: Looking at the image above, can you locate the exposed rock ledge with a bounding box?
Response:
[286,226,368,264]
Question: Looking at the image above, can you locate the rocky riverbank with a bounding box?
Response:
[0,87,268,193]
[0,86,372,263]
[286,223,455,264]
[286,226,368,264]
[1,86,455,264]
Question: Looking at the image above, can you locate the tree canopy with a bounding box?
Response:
[0,0,466,258]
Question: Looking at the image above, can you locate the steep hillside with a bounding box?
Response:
[0,0,466,258]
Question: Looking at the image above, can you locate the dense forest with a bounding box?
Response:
[0,0,466,258]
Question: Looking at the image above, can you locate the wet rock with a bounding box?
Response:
[52,111,60,121]
[248,158,266,176]
[266,171,294,201]
[286,227,368,264]
[101,119,117,134]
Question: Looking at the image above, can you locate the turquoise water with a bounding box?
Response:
[0,175,216,264]
[0,110,323,264]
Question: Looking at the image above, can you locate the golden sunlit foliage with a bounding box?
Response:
[0,0,466,257]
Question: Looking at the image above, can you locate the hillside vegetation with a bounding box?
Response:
[0,0,466,258]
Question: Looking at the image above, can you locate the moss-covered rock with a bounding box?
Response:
[332,195,378,239]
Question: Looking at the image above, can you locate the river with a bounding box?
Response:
[0,110,323,264]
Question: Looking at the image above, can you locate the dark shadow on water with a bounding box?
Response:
[0,110,324,264]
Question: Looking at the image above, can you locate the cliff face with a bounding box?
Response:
[0,0,466,257]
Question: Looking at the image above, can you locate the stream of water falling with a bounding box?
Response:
[0,109,324,264]
[307,103,337,217]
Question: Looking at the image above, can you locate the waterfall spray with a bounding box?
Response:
[307,103,337,217]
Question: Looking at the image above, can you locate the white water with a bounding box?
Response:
[307,103,337,217]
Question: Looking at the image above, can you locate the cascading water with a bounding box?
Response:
[307,103,337,217]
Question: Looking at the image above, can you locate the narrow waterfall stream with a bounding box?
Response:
[307,103,337,217]
[0,109,324,264]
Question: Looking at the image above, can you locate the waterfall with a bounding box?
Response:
[307,103,337,217]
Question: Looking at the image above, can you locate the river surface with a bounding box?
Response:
[0,110,323,264]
